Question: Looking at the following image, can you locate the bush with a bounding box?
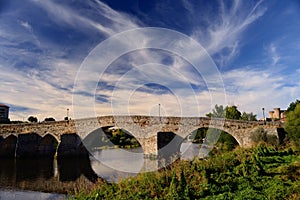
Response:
[285,104,300,149]
[250,127,267,144]
[250,127,279,146]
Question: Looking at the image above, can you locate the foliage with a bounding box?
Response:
[285,103,300,147]
[241,111,257,121]
[287,99,300,112]
[206,104,224,118]
[28,116,38,123]
[225,105,241,120]
[206,104,256,121]
[192,128,207,143]
[106,128,140,148]
[250,127,278,146]
[44,117,56,122]
[192,128,238,153]
[73,144,300,199]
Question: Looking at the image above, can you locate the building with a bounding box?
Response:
[268,108,286,122]
[0,104,10,123]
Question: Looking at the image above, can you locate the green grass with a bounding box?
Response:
[73,144,300,199]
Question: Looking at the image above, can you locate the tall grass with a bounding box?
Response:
[73,144,300,199]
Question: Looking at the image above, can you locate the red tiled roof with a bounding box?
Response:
[0,104,9,108]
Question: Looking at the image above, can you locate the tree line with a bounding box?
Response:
[206,100,300,149]
[206,104,257,121]
[27,116,56,123]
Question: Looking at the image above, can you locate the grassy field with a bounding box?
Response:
[73,144,300,199]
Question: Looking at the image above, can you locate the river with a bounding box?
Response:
[0,143,202,199]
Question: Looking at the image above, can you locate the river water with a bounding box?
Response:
[0,143,202,199]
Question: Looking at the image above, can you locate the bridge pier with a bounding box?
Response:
[57,134,89,158]
[139,135,158,156]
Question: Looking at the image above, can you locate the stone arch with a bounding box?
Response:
[176,127,239,159]
[185,127,238,144]
[0,134,17,158]
[179,124,243,147]
[16,133,42,158]
[81,127,111,153]
[190,126,240,144]
[38,134,59,158]
[81,126,142,153]
[39,132,60,143]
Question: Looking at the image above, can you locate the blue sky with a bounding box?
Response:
[0,0,300,120]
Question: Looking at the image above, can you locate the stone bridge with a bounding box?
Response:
[0,116,284,158]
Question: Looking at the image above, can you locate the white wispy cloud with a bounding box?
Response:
[223,67,300,117]
[2,0,299,122]
[20,21,32,30]
[0,63,72,121]
[268,43,280,66]
[30,0,140,36]
[1,0,144,120]
[191,0,267,67]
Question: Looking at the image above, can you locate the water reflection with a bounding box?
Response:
[180,142,209,160]
[0,144,202,194]
[90,147,144,182]
[58,157,98,182]
[0,157,96,194]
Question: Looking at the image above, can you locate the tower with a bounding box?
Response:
[0,104,10,123]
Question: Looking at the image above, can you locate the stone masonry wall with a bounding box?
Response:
[0,116,283,157]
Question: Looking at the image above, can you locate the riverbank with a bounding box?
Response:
[73,144,300,199]
[0,188,66,200]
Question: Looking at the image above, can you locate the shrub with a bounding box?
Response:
[250,127,279,146]
[250,127,267,144]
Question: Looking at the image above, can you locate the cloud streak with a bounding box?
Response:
[1,0,299,122]
[191,0,267,67]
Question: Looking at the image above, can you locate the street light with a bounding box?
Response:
[158,104,161,121]
[66,108,69,120]
[262,108,266,124]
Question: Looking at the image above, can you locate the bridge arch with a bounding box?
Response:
[39,132,60,143]
[175,124,243,147]
[0,134,17,157]
[39,134,59,157]
[81,126,142,153]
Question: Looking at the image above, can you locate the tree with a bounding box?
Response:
[206,104,257,121]
[44,117,55,122]
[285,103,300,146]
[206,104,225,118]
[225,105,241,120]
[28,116,38,123]
[287,99,300,112]
[241,112,257,121]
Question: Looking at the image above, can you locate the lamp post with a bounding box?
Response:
[158,104,161,121]
[262,108,266,124]
[67,108,69,120]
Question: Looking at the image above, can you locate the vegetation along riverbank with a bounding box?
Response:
[72,101,300,199]
[73,144,300,199]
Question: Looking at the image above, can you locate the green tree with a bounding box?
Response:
[44,117,55,122]
[286,99,300,112]
[225,105,241,120]
[206,104,225,118]
[28,116,38,123]
[241,112,257,121]
[206,105,257,121]
[285,103,300,146]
